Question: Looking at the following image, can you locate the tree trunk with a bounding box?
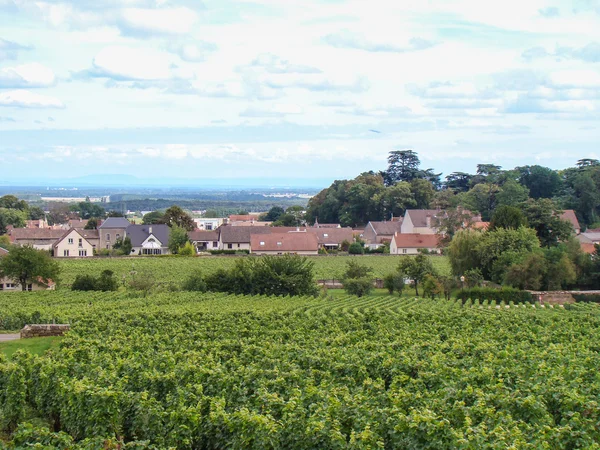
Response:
[20,277,27,291]
[414,281,419,297]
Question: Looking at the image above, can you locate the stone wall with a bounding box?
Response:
[20,324,70,339]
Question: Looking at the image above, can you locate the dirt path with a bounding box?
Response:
[0,334,19,342]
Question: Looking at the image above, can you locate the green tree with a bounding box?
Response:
[447,229,484,276]
[272,213,299,227]
[342,260,373,297]
[0,235,10,249]
[0,246,60,291]
[71,274,97,291]
[422,274,442,299]
[264,206,285,222]
[489,205,528,231]
[522,199,573,247]
[458,183,499,221]
[348,242,364,255]
[163,206,196,231]
[0,208,27,234]
[410,178,435,209]
[0,195,28,211]
[142,211,164,225]
[398,253,436,296]
[168,225,189,255]
[382,150,421,185]
[445,172,473,193]
[28,206,45,221]
[543,247,577,290]
[84,217,99,230]
[478,227,540,282]
[375,181,415,219]
[70,201,105,220]
[496,180,529,207]
[516,165,562,199]
[383,272,405,295]
[504,252,547,290]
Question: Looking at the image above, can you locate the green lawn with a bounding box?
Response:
[0,337,62,360]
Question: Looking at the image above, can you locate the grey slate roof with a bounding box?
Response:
[125,224,170,247]
[219,225,272,244]
[405,210,444,228]
[99,217,131,229]
[369,221,403,236]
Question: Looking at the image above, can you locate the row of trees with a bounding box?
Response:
[306,150,600,228]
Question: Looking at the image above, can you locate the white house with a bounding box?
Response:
[53,228,98,257]
[390,233,441,255]
[401,210,444,235]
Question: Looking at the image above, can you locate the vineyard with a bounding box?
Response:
[1,291,600,448]
[57,255,451,288]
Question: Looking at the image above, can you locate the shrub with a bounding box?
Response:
[343,278,373,297]
[178,241,196,257]
[128,272,156,297]
[422,274,442,299]
[348,242,364,255]
[96,270,118,292]
[340,240,351,252]
[455,287,533,304]
[71,274,97,291]
[383,273,404,295]
[182,270,207,292]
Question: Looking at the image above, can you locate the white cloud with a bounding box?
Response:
[87,45,192,81]
[0,63,56,88]
[0,90,65,108]
[119,7,198,35]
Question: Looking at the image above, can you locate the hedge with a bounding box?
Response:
[455,287,533,304]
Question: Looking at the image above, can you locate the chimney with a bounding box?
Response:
[149,226,152,234]
[426,215,431,228]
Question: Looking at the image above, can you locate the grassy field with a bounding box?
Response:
[57,255,450,288]
[0,336,62,360]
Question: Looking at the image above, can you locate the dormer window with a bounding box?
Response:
[324,233,328,237]
[277,242,282,246]
[260,241,265,246]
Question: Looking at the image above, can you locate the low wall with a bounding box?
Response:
[527,291,600,305]
[20,324,70,339]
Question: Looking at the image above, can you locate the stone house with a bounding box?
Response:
[98,217,131,250]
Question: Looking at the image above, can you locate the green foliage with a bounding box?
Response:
[168,225,189,255]
[522,198,574,247]
[263,206,285,222]
[383,272,404,295]
[0,208,27,234]
[398,253,437,296]
[72,270,118,292]
[0,195,28,210]
[0,234,10,250]
[205,255,318,297]
[112,236,132,256]
[489,205,528,230]
[348,242,364,254]
[69,201,105,220]
[495,180,529,207]
[0,246,60,291]
[342,260,373,297]
[178,241,196,256]
[142,211,164,225]
[422,274,442,299]
[181,270,207,292]
[84,217,99,230]
[455,287,533,304]
[504,252,547,290]
[1,292,599,447]
[463,268,483,288]
[516,165,562,199]
[163,205,195,231]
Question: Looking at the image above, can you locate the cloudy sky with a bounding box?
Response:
[1,0,599,186]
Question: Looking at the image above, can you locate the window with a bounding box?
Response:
[106,234,111,241]
[78,238,83,247]
[324,233,328,237]
[6,283,16,289]
[260,241,265,246]
[206,223,213,230]
[212,241,218,248]
[27,284,32,291]
[79,250,87,257]
[228,244,233,249]
[237,243,240,248]
[68,238,74,244]
[63,250,70,257]
[116,234,120,239]
[142,249,162,255]
[0,284,3,290]
[106,245,109,249]
[402,249,407,254]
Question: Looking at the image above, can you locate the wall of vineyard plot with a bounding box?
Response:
[1,291,599,448]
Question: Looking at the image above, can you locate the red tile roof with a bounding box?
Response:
[393,233,441,248]
[560,210,581,232]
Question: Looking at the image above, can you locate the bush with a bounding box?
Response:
[383,273,404,295]
[343,278,373,297]
[182,270,207,292]
[348,242,364,255]
[96,270,118,292]
[209,250,250,255]
[572,293,600,303]
[422,274,442,299]
[71,274,97,291]
[204,255,317,297]
[128,272,156,297]
[455,287,533,304]
[340,240,351,252]
[178,241,196,256]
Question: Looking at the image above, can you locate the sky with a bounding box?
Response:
[0,0,599,187]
